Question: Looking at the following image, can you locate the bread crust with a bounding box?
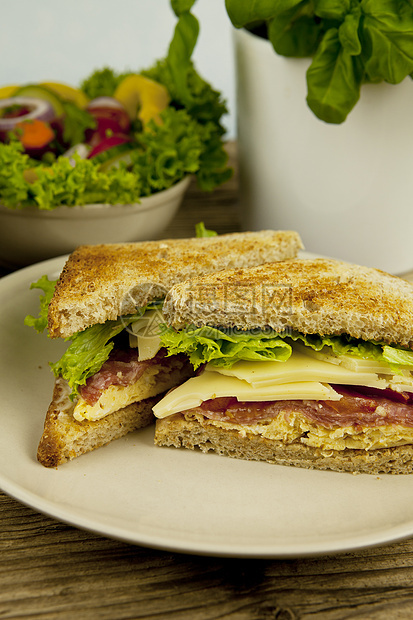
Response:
[48,231,303,339]
[154,413,413,475]
[163,258,413,349]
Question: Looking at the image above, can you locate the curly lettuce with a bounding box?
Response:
[0,103,229,209]
[24,275,57,333]
[24,276,164,397]
[160,325,413,371]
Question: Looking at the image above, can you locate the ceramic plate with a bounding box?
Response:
[1,256,413,558]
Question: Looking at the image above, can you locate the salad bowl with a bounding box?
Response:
[0,175,191,268]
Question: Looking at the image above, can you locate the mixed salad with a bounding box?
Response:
[0,2,231,210]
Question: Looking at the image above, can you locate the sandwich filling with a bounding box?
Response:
[25,277,187,422]
[154,330,413,452]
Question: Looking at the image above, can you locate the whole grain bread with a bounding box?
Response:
[154,413,413,475]
[163,258,413,349]
[48,231,303,339]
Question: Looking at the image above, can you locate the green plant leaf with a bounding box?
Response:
[361,0,413,83]
[314,0,351,20]
[338,4,362,55]
[306,28,364,123]
[24,276,57,333]
[268,4,324,57]
[171,0,197,16]
[225,0,303,28]
[166,11,200,106]
[195,222,218,237]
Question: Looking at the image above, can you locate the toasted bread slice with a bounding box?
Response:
[163,258,413,348]
[154,413,413,475]
[48,231,303,339]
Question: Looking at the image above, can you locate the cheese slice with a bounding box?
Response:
[128,309,163,361]
[154,344,413,420]
[208,347,413,393]
[153,370,340,419]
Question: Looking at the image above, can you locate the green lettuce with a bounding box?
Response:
[24,275,57,333]
[195,221,217,237]
[160,325,292,369]
[289,332,413,370]
[25,275,166,397]
[50,319,132,395]
[80,67,131,99]
[52,299,166,396]
[160,325,413,370]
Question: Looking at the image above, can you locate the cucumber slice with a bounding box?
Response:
[13,84,65,117]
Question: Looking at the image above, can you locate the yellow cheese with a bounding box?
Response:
[128,309,163,361]
[208,346,413,393]
[152,370,340,419]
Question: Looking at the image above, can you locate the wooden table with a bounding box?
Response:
[2,143,413,619]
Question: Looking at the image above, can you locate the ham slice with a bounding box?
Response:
[185,386,413,429]
[79,348,167,406]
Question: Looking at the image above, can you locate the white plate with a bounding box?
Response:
[1,256,413,558]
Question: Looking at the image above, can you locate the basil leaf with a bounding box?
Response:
[268,3,324,57]
[225,0,302,28]
[306,28,364,123]
[171,0,197,16]
[361,0,413,84]
[314,0,351,20]
[338,4,362,56]
[166,11,200,107]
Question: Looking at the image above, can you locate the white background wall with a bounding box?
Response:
[0,0,236,137]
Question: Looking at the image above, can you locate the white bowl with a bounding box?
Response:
[0,176,191,268]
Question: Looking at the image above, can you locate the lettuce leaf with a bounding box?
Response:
[50,303,167,397]
[289,332,413,369]
[160,325,293,369]
[0,141,33,208]
[80,67,131,99]
[24,276,57,333]
[50,319,130,394]
[128,108,209,195]
[195,221,217,237]
[160,325,413,371]
[24,275,164,397]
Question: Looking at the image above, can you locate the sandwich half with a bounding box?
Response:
[154,258,413,474]
[27,230,303,467]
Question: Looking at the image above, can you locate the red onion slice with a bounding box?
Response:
[0,97,56,132]
[87,96,127,111]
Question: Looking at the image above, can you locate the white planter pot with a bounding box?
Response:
[234,27,413,274]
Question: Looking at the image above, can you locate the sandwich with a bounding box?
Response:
[27,229,303,467]
[153,258,413,475]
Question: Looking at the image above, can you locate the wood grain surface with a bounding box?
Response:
[2,142,413,620]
